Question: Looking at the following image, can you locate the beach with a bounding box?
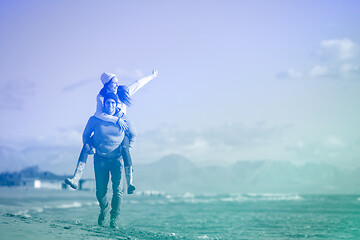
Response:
[1,187,360,239]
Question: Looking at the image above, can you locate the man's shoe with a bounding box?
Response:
[110,216,118,229]
[98,210,107,226]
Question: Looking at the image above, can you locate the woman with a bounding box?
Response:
[65,69,158,194]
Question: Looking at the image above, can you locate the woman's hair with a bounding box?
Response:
[99,83,132,106]
[117,85,132,106]
[99,82,110,97]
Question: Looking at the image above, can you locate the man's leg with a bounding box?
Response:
[94,154,110,226]
[109,156,123,228]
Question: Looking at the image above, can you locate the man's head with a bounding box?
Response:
[103,92,119,115]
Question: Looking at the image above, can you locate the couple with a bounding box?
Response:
[65,69,158,228]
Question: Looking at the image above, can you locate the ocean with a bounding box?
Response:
[0,187,360,239]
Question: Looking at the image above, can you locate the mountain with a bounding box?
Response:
[1,145,359,194]
[0,165,64,186]
[0,145,87,177]
[135,154,198,192]
[134,156,360,194]
[0,146,28,173]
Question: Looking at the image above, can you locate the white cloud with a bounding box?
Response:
[296,140,304,149]
[187,137,209,151]
[320,38,357,60]
[324,136,346,148]
[33,129,83,148]
[309,65,328,78]
[339,63,359,74]
[115,68,145,80]
[280,39,359,81]
[62,78,95,92]
[285,134,353,166]
[133,123,290,165]
[277,38,360,79]
[0,79,36,110]
[61,68,148,92]
[288,68,303,79]
[277,68,303,79]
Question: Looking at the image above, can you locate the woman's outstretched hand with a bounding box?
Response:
[117,118,129,132]
[152,69,158,78]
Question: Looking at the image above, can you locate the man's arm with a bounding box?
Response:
[94,112,119,124]
[128,69,158,96]
[94,111,129,132]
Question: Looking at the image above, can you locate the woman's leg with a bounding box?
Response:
[121,135,135,194]
[124,117,137,148]
[121,135,132,167]
[65,140,93,189]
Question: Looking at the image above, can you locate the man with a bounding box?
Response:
[82,92,125,228]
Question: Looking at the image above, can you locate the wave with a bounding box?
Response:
[222,193,304,202]
[135,190,166,196]
[13,201,98,218]
[113,190,305,204]
[167,197,217,204]
[157,192,303,203]
[57,201,82,209]
[13,210,31,218]
[197,235,211,239]
[164,192,217,204]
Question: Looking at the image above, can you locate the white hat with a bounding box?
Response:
[100,72,117,85]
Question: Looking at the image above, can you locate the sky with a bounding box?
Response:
[0,0,360,171]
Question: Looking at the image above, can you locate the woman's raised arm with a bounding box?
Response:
[127,69,158,96]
